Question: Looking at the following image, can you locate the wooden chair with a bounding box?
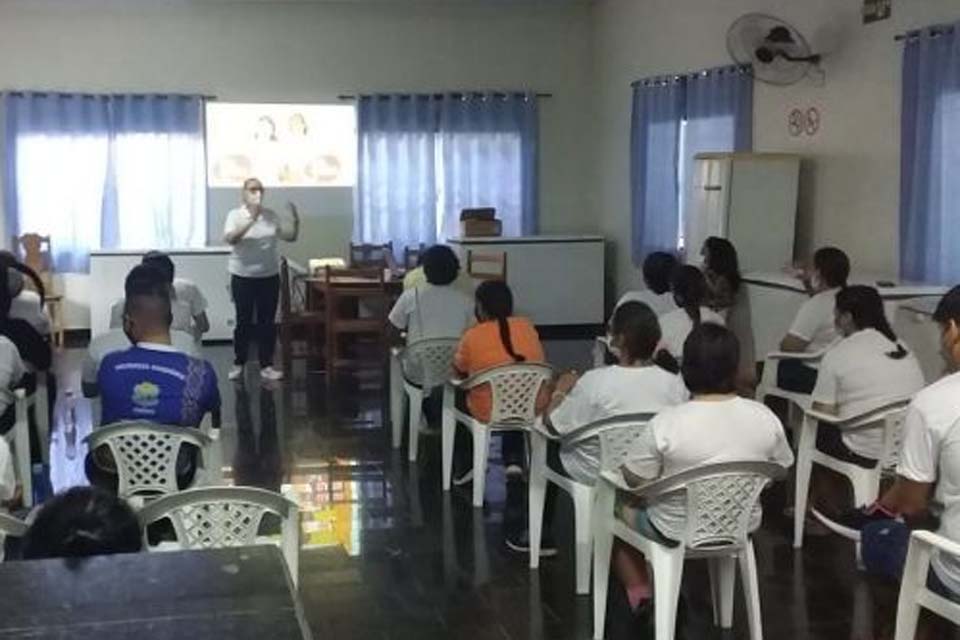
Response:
[403,244,426,270]
[350,242,397,271]
[278,257,325,373]
[466,250,507,281]
[13,233,64,348]
[323,266,389,387]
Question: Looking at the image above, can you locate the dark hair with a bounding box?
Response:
[835,285,907,359]
[672,266,707,326]
[0,250,46,305]
[814,247,850,289]
[933,286,960,326]
[123,264,173,327]
[421,245,460,286]
[681,323,740,395]
[610,301,661,362]
[703,237,741,293]
[22,486,142,560]
[475,280,525,362]
[642,252,678,295]
[141,251,175,284]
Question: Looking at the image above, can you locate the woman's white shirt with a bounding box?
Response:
[658,307,726,360]
[549,365,688,484]
[615,290,677,317]
[224,206,287,278]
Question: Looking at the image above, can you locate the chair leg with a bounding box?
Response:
[894,540,929,640]
[793,417,817,549]
[739,541,764,640]
[441,387,455,492]
[407,388,423,463]
[573,490,594,596]
[528,433,548,570]
[650,547,686,640]
[471,426,490,508]
[390,357,405,450]
[592,484,616,640]
[708,556,736,629]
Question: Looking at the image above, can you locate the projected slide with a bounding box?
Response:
[207,103,356,188]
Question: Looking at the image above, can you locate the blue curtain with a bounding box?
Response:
[355,92,539,254]
[4,92,206,272]
[900,24,960,284]
[630,65,753,263]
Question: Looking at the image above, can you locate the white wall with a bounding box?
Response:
[0,0,594,327]
[592,0,960,296]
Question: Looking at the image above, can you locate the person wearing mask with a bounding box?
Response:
[617,324,793,614]
[224,177,300,382]
[657,266,725,362]
[616,252,679,317]
[776,247,851,393]
[21,486,142,560]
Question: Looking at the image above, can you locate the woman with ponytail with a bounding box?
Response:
[811,285,925,468]
[656,266,725,361]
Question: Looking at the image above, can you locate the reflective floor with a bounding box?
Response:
[46,342,957,640]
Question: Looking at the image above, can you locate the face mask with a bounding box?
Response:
[246,190,262,207]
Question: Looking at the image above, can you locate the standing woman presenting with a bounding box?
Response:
[224,177,299,382]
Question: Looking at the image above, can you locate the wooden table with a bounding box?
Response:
[0,546,312,639]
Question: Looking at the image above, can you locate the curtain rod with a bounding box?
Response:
[2,90,217,100]
[338,92,551,100]
[631,64,751,88]
[895,25,955,42]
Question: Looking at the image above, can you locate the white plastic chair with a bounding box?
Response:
[793,399,910,549]
[82,421,214,501]
[389,337,460,462]
[4,389,33,508]
[895,530,960,639]
[441,362,553,507]
[592,461,785,640]
[528,412,655,595]
[755,348,827,431]
[138,486,301,586]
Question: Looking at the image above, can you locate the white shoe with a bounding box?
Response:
[260,366,284,382]
[228,365,244,381]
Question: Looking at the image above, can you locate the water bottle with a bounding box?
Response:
[64,390,77,461]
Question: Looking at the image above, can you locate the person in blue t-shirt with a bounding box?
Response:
[87,265,220,492]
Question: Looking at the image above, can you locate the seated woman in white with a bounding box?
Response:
[657,265,725,362]
[615,251,678,317]
[811,285,925,467]
[543,301,688,484]
[614,324,793,613]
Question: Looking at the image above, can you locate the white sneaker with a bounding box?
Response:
[260,366,284,382]
[228,365,244,381]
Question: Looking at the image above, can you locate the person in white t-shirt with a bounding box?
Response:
[5,266,50,337]
[615,251,678,317]
[224,177,300,383]
[614,323,793,613]
[775,246,850,393]
[657,266,725,362]
[388,245,473,345]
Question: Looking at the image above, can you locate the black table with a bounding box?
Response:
[0,545,312,639]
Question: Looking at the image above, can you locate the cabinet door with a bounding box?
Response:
[684,158,730,261]
[727,158,799,272]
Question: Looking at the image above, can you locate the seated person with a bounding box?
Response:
[657,266,725,361]
[615,251,678,316]
[776,246,850,393]
[89,267,220,492]
[388,244,474,345]
[811,286,925,467]
[108,251,207,342]
[616,324,793,613]
[453,280,547,481]
[21,486,142,560]
[821,286,960,632]
[701,236,741,314]
[0,266,51,394]
[0,251,51,336]
[543,301,688,484]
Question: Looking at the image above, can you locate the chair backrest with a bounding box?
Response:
[138,486,300,585]
[466,250,507,281]
[279,257,294,319]
[404,244,426,271]
[0,512,27,539]
[401,337,460,390]
[350,242,395,270]
[83,422,213,499]
[14,233,54,292]
[463,363,553,426]
[634,461,785,551]
[563,412,656,473]
[824,401,911,471]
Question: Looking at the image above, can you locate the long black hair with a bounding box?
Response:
[475,280,525,362]
[0,250,46,307]
[672,266,707,326]
[835,285,907,359]
[703,236,742,294]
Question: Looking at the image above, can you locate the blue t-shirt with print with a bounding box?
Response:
[98,345,220,427]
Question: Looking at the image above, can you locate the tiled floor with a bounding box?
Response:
[43,341,958,640]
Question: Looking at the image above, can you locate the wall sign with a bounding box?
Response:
[788,106,821,137]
